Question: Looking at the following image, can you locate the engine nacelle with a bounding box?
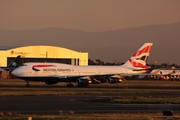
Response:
[45,80,59,85]
[108,75,123,83]
[76,77,91,87]
[78,77,92,84]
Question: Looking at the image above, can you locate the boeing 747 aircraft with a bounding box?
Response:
[12,43,153,87]
[0,55,21,71]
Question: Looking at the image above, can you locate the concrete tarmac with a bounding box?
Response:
[0,95,179,115]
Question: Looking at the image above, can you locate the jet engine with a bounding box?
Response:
[76,77,92,87]
[108,75,123,83]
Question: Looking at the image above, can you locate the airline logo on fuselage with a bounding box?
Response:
[32,64,55,71]
[32,64,73,72]
[43,68,72,72]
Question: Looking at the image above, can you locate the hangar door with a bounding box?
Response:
[7,57,75,67]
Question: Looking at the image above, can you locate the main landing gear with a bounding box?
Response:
[26,80,30,87]
[66,82,74,87]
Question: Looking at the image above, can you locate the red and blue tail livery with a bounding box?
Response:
[123,43,153,69]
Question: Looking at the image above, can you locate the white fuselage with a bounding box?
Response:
[12,62,137,79]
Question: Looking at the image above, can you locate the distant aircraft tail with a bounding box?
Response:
[7,55,21,68]
[122,43,153,69]
[1,55,21,71]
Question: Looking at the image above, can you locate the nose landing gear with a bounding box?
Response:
[26,80,30,87]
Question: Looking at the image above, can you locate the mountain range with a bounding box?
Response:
[0,21,180,64]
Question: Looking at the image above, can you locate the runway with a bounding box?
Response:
[0,95,179,115]
[1,79,180,115]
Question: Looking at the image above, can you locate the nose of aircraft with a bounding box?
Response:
[11,69,17,77]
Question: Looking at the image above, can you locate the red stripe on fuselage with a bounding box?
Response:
[32,65,54,68]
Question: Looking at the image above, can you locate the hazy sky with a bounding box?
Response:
[1,0,180,32]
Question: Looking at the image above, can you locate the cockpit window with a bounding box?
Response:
[22,63,27,66]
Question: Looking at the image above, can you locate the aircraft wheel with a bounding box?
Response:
[66,84,74,87]
[26,84,30,87]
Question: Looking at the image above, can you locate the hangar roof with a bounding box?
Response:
[0,45,80,52]
[0,46,20,50]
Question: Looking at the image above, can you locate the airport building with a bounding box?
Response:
[0,45,88,67]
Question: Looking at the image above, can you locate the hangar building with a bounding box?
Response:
[0,45,88,67]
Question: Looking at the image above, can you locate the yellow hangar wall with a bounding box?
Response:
[0,45,88,66]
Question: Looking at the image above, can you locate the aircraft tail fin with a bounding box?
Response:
[122,43,153,69]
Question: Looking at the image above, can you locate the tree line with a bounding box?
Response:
[88,59,180,69]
